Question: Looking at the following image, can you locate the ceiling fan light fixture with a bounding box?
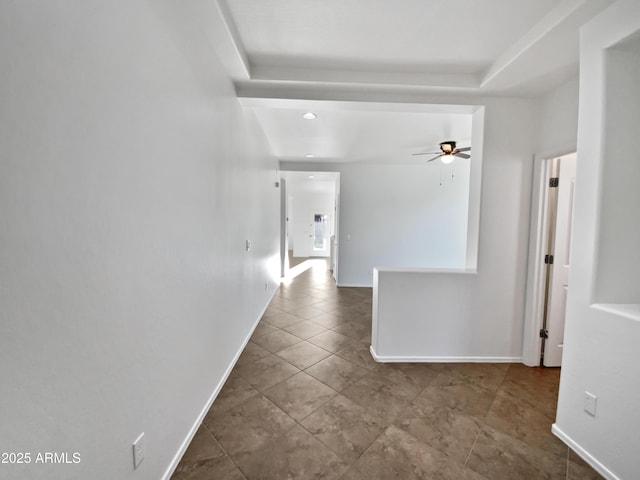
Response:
[413,140,470,163]
[302,112,317,120]
[440,141,455,154]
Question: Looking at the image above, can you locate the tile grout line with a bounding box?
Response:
[463,428,481,468]
[201,424,249,480]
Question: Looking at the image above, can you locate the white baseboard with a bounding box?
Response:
[161,292,275,480]
[369,346,521,364]
[552,424,620,480]
[336,282,372,288]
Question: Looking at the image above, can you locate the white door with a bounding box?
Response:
[544,154,577,367]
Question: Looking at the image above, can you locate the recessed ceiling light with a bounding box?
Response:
[308,175,315,179]
[302,112,317,120]
[306,154,315,158]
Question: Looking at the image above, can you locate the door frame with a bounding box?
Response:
[279,171,341,279]
[543,153,576,367]
[279,177,289,278]
[522,146,576,366]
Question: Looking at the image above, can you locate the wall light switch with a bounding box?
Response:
[132,432,144,469]
[584,391,597,417]
[245,240,251,252]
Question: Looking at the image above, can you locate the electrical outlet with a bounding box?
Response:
[584,391,597,417]
[132,432,144,469]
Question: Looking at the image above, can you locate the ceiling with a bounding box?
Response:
[246,99,473,162]
[283,171,339,196]
[214,0,614,163]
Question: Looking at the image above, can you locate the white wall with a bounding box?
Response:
[282,161,471,286]
[0,2,279,480]
[367,98,537,361]
[553,2,640,479]
[537,75,580,155]
[594,46,640,304]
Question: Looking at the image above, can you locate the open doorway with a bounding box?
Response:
[279,171,340,282]
[523,152,577,367]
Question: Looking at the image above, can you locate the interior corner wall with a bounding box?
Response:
[0,2,279,480]
[553,2,640,479]
[536,75,580,155]
[593,46,640,304]
[465,106,485,270]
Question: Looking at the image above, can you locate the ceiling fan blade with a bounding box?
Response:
[454,152,470,159]
[455,147,471,153]
[426,154,443,163]
[412,151,440,156]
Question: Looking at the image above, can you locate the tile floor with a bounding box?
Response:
[172,257,603,480]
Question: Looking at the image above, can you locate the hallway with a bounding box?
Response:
[172,258,601,480]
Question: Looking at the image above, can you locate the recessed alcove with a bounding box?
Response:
[593,31,640,308]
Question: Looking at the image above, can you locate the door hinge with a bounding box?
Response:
[539,329,549,339]
[544,254,554,265]
[549,177,559,187]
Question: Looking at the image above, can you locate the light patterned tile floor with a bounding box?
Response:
[172,257,604,480]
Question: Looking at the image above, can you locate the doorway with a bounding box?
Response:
[279,171,340,280]
[523,152,577,367]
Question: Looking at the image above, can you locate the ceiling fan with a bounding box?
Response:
[413,141,471,164]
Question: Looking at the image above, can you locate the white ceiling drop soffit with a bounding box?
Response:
[215,0,614,100]
[214,0,614,163]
